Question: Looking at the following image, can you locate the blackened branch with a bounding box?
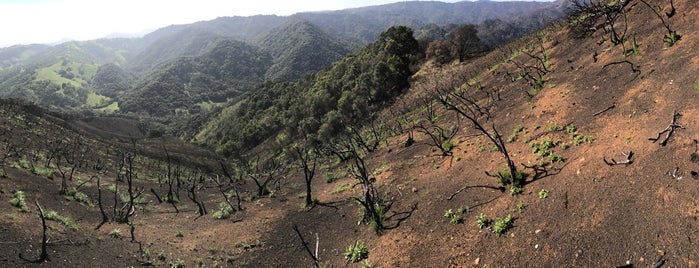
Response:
[603,151,634,166]
[649,110,683,146]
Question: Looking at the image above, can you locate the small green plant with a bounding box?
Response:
[694,79,699,93]
[565,124,576,135]
[9,190,29,212]
[444,209,463,224]
[361,260,372,268]
[476,213,489,229]
[344,241,369,263]
[441,140,455,152]
[175,230,184,238]
[624,137,631,144]
[664,31,681,46]
[560,143,569,150]
[457,206,469,214]
[492,214,514,236]
[325,172,336,183]
[158,251,167,261]
[538,189,549,199]
[170,258,185,268]
[509,184,522,196]
[516,201,526,213]
[109,228,123,239]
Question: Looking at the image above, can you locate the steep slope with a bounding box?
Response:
[125,28,227,74]
[258,19,352,81]
[119,39,272,117]
[193,26,419,156]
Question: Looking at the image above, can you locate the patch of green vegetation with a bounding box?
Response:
[332,183,350,194]
[98,101,120,113]
[573,134,594,146]
[64,187,92,205]
[9,190,29,212]
[538,189,550,199]
[444,209,463,224]
[213,201,234,220]
[32,166,53,178]
[169,258,185,268]
[109,229,123,238]
[664,31,681,47]
[44,210,78,230]
[344,241,369,263]
[508,125,525,143]
[476,213,489,229]
[516,201,526,213]
[492,214,514,236]
[509,184,522,196]
[695,79,699,93]
[86,92,110,107]
[175,230,184,238]
[372,164,389,175]
[235,239,263,251]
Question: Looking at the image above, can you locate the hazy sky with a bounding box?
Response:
[0,0,552,47]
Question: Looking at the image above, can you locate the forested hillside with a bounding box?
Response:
[0,0,566,138]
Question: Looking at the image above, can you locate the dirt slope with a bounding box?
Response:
[0,0,698,267]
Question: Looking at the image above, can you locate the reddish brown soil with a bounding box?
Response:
[1,0,698,267]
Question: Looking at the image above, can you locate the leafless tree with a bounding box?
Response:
[240,151,289,198]
[295,145,319,208]
[430,69,521,187]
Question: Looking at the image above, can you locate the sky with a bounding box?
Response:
[0,0,552,48]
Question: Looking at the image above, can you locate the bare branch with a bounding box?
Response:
[603,151,634,166]
[593,103,616,116]
[648,110,683,146]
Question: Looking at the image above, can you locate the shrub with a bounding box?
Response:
[344,241,369,263]
[9,190,29,212]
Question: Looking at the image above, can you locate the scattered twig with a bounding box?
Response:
[602,60,640,73]
[649,110,683,146]
[603,151,634,166]
[666,167,682,180]
[593,103,616,116]
[446,185,504,200]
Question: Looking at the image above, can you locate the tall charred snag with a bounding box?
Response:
[295,145,319,208]
[431,70,521,188]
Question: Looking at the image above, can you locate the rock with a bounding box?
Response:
[411,187,418,193]
[474,258,480,265]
